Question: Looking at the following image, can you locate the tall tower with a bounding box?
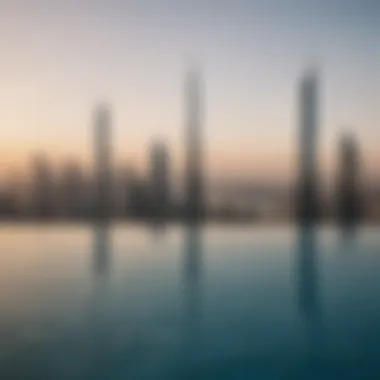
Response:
[149,139,171,219]
[336,131,361,224]
[94,103,112,220]
[297,68,320,223]
[184,68,204,221]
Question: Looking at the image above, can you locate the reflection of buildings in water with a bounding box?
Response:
[297,226,324,356]
[183,226,203,334]
[87,223,112,377]
[93,223,111,281]
[297,226,319,318]
[339,224,358,254]
[150,221,168,242]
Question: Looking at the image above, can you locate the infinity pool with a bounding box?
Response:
[0,223,379,379]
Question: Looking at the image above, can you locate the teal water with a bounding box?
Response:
[0,224,380,379]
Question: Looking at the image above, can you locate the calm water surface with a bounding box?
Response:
[0,223,380,379]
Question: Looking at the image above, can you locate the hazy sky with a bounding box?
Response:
[0,0,379,183]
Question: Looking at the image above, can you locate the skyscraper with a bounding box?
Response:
[184,68,205,221]
[336,131,361,224]
[297,68,320,223]
[149,139,171,219]
[93,103,112,220]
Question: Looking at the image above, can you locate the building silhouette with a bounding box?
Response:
[297,69,320,224]
[0,189,18,217]
[149,139,171,219]
[336,131,361,225]
[126,175,150,219]
[31,153,55,218]
[94,104,113,219]
[58,160,84,218]
[0,173,22,217]
[184,68,205,222]
[122,166,137,217]
[113,165,131,218]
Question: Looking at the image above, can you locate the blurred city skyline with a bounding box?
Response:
[0,0,379,185]
[1,3,380,380]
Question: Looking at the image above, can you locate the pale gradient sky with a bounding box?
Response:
[0,0,379,184]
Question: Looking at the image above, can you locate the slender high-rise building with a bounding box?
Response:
[94,103,112,219]
[184,68,204,221]
[297,68,320,223]
[336,131,361,224]
[149,139,171,219]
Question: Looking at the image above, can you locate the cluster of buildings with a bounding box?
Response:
[0,67,372,224]
[0,69,205,222]
[297,68,362,225]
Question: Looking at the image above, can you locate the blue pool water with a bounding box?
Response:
[0,223,380,379]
